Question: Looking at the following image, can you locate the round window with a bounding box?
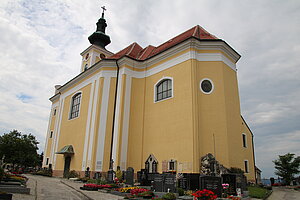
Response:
[200,79,214,94]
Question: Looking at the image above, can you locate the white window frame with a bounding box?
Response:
[69,91,83,120]
[154,76,174,103]
[242,133,247,148]
[200,78,214,94]
[167,159,177,171]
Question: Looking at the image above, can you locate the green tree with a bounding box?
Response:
[0,130,39,168]
[273,153,300,185]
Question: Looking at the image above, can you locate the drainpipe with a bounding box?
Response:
[109,60,120,170]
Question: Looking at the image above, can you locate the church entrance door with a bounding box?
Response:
[63,156,71,177]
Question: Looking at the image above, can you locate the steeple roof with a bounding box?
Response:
[107,25,219,60]
[88,6,111,49]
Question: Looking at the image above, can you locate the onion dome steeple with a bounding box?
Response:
[88,6,111,49]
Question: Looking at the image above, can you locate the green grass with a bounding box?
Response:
[248,186,271,199]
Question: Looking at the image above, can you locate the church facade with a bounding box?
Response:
[43,12,256,182]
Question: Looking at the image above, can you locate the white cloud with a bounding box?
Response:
[0,0,299,178]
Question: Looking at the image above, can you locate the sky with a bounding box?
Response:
[0,0,299,179]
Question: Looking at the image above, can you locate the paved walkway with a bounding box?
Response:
[267,186,300,200]
[13,174,121,200]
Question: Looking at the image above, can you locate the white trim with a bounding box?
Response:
[68,91,83,120]
[82,81,95,170]
[43,103,56,166]
[200,78,214,94]
[95,77,111,171]
[242,133,247,148]
[87,79,100,167]
[244,160,249,173]
[52,98,65,169]
[154,76,174,103]
[120,75,132,171]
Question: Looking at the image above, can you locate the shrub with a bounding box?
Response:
[162,192,177,200]
[177,187,185,196]
[65,170,79,178]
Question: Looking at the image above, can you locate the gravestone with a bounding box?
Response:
[85,167,90,178]
[200,176,222,197]
[125,167,134,186]
[139,169,150,186]
[178,175,187,190]
[153,174,164,192]
[94,172,101,179]
[236,174,247,193]
[164,174,176,192]
[107,170,114,183]
[222,174,237,195]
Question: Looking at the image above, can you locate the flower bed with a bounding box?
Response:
[192,189,217,200]
[80,183,113,191]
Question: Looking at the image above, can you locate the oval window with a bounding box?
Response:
[200,79,214,94]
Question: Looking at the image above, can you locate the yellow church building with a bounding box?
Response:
[43,10,256,182]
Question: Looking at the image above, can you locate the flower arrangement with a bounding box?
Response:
[222,183,229,197]
[118,187,139,193]
[130,188,149,196]
[83,183,112,189]
[192,189,217,200]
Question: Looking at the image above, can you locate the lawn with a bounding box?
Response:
[248,185,272,199]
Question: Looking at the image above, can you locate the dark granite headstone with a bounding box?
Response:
[222,174,237,195]
[125,167,134,186]
[94,172,101,179]
[200,176,222,197]
[236,174,247,193]
[164,174,176,192]
[153,174,164,192]
[178,173,200,190]
[107,170,114,183]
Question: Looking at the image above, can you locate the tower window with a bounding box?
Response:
[50,131,53,138]
[69,93,82,119]
[242,133,247,148]
[46,158,49,165]
[53,108,56,116]
[155,78,172,102]
[244,160,249,173]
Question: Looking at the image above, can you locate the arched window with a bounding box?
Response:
[156,78,172,102]
[84,64,88,71]
[152,160,158,173]
[69,93,81,119]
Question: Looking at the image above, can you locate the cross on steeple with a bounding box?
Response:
[101,6,106,18]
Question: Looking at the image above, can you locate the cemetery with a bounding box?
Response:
[75,154,250,199]
[0,168,30,200]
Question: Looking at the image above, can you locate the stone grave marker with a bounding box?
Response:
[235,174,247,194]
[200,176,222,197]
[125,167,134,186]
[164,174,176,192]
[222,174,237,195]
[94,172,101,179]
[107,170,114,183]
[178,173,200,190]
[178,174,187,190]
[153,174,164,192]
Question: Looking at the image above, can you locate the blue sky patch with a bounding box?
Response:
[17,93,33,103]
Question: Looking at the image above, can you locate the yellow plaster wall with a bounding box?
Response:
[55,83,92,171]
[127,78,145,170]
[139,60,194,172]
[197,61,230,167]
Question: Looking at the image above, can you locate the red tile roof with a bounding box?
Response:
[107,25,218,61]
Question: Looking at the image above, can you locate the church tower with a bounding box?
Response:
[80,6,113,72]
